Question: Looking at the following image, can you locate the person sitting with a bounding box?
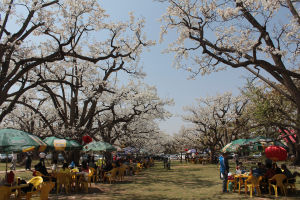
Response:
[34,160,50,181]
[89,156,96,169]
[235,165,242,174]
[78,161,89,181]
[69,161,75,169]
[101,161,113,179]
[96,158,103,168]
[264,163,275,180]
[6,170,15,185]
[258,163,274,192]
[103,161,113,172]
[281,164,300,183]
[252,162,265,177]
[236,162,246,174]
[60,162,70,173]
[51,159,58,172]
[80,161,89,171]
[272,163,283,174]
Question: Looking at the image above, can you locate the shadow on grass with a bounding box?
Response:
[50,187,104,197]
[101,180,134,185]
[48,162,300,200]
[108,193,182,200]
[130,163,219,189]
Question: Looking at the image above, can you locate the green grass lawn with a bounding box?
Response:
[0,159,51,181]
[0,159,47,171]
[1,160,299,199]
[42,161,300,200]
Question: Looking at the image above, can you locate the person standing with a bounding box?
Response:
[185,154,188,164]
[10,152,17,170]
[25,152,32,170]
[233,153,239,167]
[219,152,229,193]
[39,152,46,166]
[51,159,58,172]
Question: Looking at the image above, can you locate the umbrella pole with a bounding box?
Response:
[5,153,8,176]
[101,151,104,169]
[6,156,7,172]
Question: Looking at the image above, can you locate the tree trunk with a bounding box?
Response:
[209,146,216,164]
[293,107,300,165]
[294,144,300,165]
[104,151,112,165]
[66,150,80,166]
[52,151,58,163]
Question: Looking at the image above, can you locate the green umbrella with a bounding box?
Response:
[245,136,288,151]
[0,128,47,173]
[43,136,82,151]
[83,141,116,152]
[0,128,47,153]
[221,139,248,153]
[222,136,289,153]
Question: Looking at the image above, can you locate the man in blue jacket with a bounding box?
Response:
[219,152,229,192]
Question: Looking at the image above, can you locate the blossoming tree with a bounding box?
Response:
[160,0,300,164]
[93,81,173,144]
[182,92,249,162]
[0,0,153,122]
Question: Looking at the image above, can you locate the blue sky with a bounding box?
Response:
[101,0,250,135]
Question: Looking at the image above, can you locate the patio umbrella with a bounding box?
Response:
[43,136,82,151]
[83,141,116,152]
[139,148,148,154]
[0,128,47,153]
[221,139,248,153]
[245,136,288,151]
[187,149,197,153]
[0,128,47,173]
[123,146,139,154]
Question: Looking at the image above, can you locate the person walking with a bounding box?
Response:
[219,152,229,193]
[233,153,239,167]
[10,152,17,170]
[25,152,32,170]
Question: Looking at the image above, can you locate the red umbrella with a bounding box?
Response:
[265,146,287,161]
[82,135,92,144]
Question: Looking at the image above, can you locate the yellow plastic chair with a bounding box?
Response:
[286,178,297,193]
[269,174,287,197]
[24,176,43,200]
[0,186,12,200]
[103,168,118,184]
[70,168,79,189]
[135,163,143,174]
[227,176,237,192]
[118,167,126,181]
[69,168,78,189]
[34,171,55,182]
[40,182,55,200]
[149,158,154,167]
[121,164,129,175]
[77,169,92,193]
[56,172,71,194]
[245,176,261,197]
[89,167,97,184]
[87,168,94,187]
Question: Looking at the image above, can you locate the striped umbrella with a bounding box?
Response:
[83,141,116,152]
[0,128,47,153]
[43,136,81,151]
[0,128,47,173]
[221,139,248,153]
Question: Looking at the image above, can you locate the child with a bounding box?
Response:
[236,162,245,174]
[51,159,58,172]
